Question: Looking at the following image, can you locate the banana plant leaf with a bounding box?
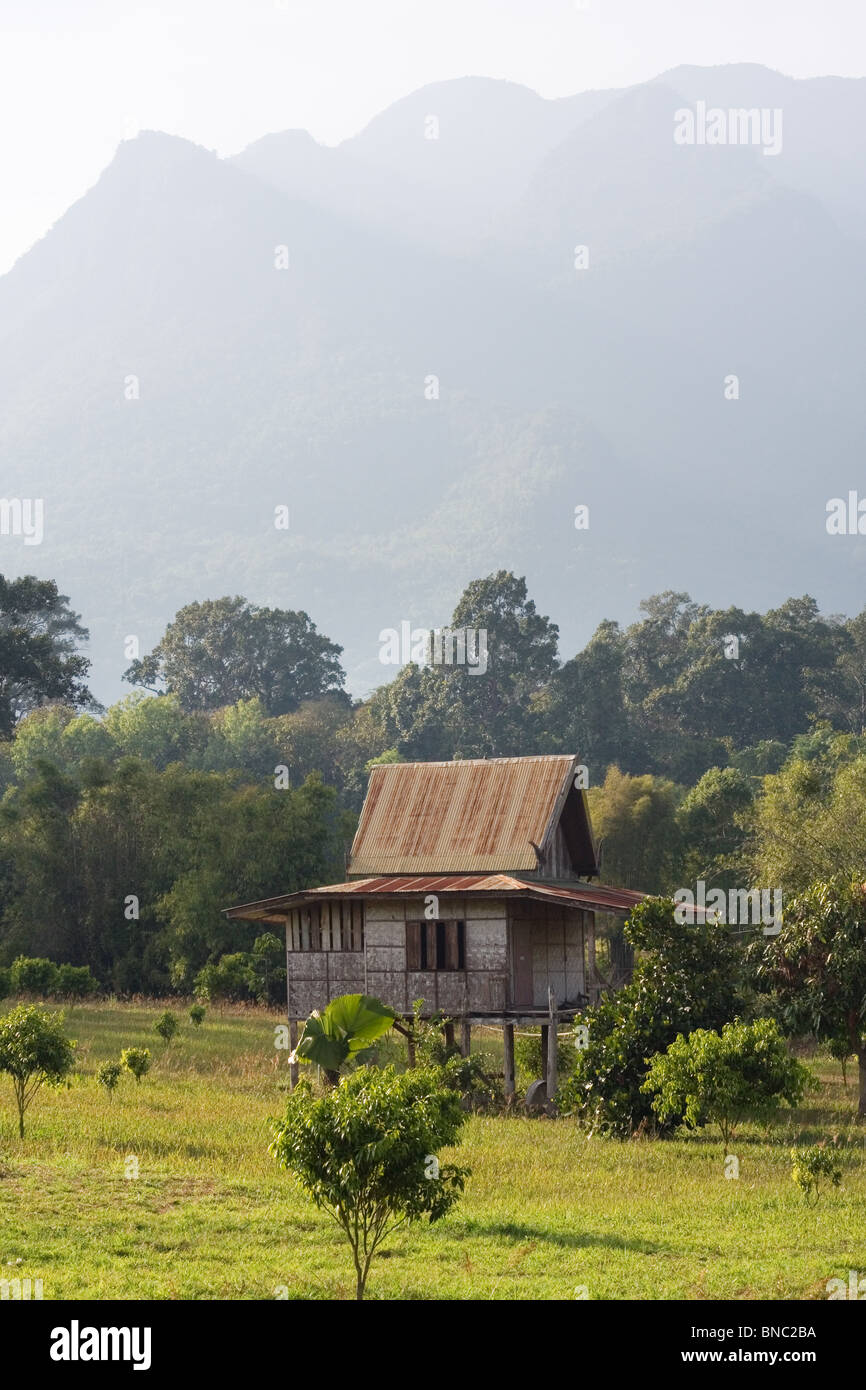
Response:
[290,994,397,1072]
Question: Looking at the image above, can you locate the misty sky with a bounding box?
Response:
[1,0,864,274]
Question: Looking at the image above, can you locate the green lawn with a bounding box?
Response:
[0,1000,862,1300]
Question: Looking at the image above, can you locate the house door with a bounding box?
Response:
[530,914,586,1007]
[510,921,533,1008]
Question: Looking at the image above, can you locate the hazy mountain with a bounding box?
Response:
[0,65,864,705]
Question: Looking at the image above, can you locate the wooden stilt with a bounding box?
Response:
[503,1024,515,1098]
[289,1018,299,1091]
[546,987,558,1104]
[461,1021,472,1057]
[443,1020,455,1050]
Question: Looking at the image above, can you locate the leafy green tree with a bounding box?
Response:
[193,954,254,1003]
[121,1047,150,1083]
[10,956,58,996]
[750,746,866,893]
[642,1018,812,1147]
[291,994,397,1086]
[675,766,753,888]
[755,878,866,1117]
[271,1065,469,1299]
[54,964,97,999]
[560,897,743,1136]
[539,619,634,773]
[105,693,197,768]
[0,1004,75,1136]
[0,575,95,737]
[96,1060,122,1099]
[124,596,346,715]
[10,706,114,782]
[587,766,683,892]
[154,1010,179,1046]
[248,933,286,1006]
[791,1145,843,1205]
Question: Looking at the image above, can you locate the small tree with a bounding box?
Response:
[189,1004,206,1028]
[154,1011,179,1046]
[559,897,743,1136]
[54,964,97,999]
[791,1144,843,1205]
[756,878,866,1117]
[642,1018,812,1147]
[121,1047,150,1083]
[271,1064,469,1300]
[0,1004,75,1137]
[97,1060,122,1099]
[10,956,59,997]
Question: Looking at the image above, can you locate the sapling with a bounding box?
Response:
[121,1047,150,1083]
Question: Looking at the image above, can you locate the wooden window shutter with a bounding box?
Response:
[425,920,437,971]
[406,922,422,971]
[443,920,460,971]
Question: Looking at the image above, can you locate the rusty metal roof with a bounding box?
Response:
[347,754,593,875]
[224,873,645,921]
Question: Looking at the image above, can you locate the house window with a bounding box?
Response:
[288,902,364,952]
[406,920,465,971]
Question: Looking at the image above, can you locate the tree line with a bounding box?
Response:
[3,569,866,992]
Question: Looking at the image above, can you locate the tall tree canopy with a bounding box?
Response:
[124,596,346,715]
[0,575,94,737]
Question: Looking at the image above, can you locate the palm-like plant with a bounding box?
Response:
[290,994,397,1085]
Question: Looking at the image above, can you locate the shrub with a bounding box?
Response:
[189,1004,206,1027]
[121,1047,150,1083]
[154,1010,179,1046]
[0,967,10,999]
[271,1064,469,1299]
[96,1060,122,1098]
[410,1005,501,1111]
[0,1004,76,1137]
[54,964,97,999]
[642,1018,813,1147]
[194,954,254,1003]
[10,956,59,997]
[791,1144,843,1205]
[559,897,743,1137]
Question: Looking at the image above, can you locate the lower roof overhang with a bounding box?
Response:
[223,873,646,925]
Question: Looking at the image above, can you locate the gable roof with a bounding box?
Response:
[348,754,598,876]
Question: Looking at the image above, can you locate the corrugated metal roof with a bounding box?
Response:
[348,755,583,875]
[224,873,646,920]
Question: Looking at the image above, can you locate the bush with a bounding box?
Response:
[194,954,254,1003]
[559,897,743,1137]
[96,1060,122,1097]
[642,1018,813,1147]
[271,1065,469,1299]
[0,966,10,999]
[54,964,97,999]
[791,1144,843,1205]
[410,1004,501,1111]
[154,1010,179,1046]
[0,1003,76,1136]
[189,1004,206,1027]
[121,1047,150,1083]
[10,956,59,997]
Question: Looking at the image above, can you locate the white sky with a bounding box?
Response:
[1,0,864,273]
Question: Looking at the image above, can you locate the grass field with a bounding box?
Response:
[0,999,862,1300]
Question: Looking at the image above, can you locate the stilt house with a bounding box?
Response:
[225,754,645,1097]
